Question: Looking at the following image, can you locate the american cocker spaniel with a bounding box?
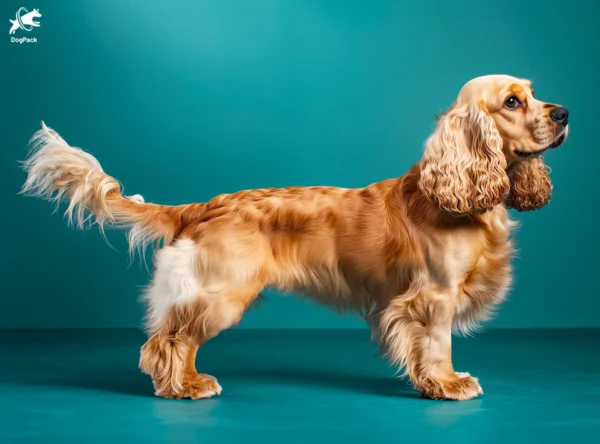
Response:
[21,74,569,400]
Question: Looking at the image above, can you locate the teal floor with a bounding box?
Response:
[1,329,599,443]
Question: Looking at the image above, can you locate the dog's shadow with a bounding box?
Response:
[218,365,417,398]
[13,355,417,399]
[5,329,418,399]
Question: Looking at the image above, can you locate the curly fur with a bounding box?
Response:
[419,103,510,214]
[505,157,553,211]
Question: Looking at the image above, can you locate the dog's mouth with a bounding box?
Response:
[514,131,567,158]
[548,132,566,149]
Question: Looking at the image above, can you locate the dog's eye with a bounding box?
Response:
[504,96,522,109]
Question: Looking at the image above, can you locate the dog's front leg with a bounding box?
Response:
[378,290,483,400]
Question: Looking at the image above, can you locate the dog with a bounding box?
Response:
[21,75,568,401]
[9,8,41,35]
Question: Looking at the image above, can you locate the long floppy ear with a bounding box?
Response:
[418,102,510,213]
[504,157,552,211]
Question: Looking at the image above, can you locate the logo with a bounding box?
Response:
[9,7,41,43]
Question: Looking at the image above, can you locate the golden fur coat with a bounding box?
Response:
[21,75,568,400]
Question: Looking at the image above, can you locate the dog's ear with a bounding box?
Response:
[418,102,510,214]
[505,157,552,211]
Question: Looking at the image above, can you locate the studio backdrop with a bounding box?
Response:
[2,0,597,329]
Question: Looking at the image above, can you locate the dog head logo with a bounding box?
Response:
[9,7,41,35]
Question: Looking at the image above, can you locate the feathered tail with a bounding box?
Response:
[21,122,181,255]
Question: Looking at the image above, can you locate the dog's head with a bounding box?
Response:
[418,74,568,213]
[32,9,42,18]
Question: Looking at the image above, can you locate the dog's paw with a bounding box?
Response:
[417,372,483,401]
[156,373,222,400]
[179,374,222,400]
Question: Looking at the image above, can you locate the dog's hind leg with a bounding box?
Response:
[136,226,270,399]
[139,324,215,399]
[139,283,263,399]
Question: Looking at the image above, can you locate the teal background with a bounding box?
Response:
[1,0,597,329]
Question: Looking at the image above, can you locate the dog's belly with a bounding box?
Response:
[270,248,420,317]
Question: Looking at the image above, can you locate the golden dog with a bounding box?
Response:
[22,75,568,400]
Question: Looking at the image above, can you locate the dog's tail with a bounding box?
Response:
[21,122,185,256]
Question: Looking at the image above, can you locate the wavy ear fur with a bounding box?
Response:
[505,157,552,211]
[418,103,510,214]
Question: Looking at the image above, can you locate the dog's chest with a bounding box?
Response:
[445,211,515,329]
[422,226,486,289]
[423,211,513,292]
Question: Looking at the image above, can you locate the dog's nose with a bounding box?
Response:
[550,107,569,126]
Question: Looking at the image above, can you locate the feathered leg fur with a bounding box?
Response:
[378,289,483,400]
